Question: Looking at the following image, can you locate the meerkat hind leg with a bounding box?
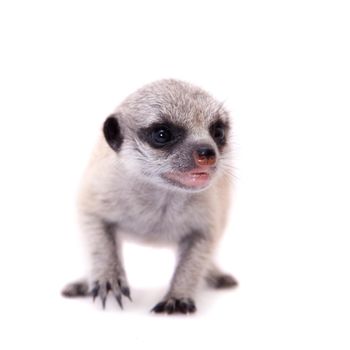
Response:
[62,279,89,297]
[205,264,238,289]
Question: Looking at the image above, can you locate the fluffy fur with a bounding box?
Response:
[62,79,237,314]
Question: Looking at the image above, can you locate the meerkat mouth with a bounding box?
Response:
[164,169,212,189]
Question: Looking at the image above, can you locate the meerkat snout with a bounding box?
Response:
[162,142,219,190]
[194,146,217,167]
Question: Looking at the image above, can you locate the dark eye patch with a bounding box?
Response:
[138,121,186,150]
[210,119,229,148]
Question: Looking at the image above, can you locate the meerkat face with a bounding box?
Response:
[103,80,232,192]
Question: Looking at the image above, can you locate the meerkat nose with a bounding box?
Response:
[194,146,217,168]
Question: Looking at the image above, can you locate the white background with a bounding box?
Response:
[0,0,349,349]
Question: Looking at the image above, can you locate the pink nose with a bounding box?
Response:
[193,147,217,168]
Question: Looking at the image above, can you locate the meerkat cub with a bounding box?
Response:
[62,79,237,314]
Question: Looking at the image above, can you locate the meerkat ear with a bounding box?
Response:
[103,114,123,152]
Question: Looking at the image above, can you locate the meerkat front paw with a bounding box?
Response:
[151,297,196,315]
[91,273,131,309]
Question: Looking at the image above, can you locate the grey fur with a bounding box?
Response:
[62,79,237,314]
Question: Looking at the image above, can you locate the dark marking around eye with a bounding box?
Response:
[210,119,229,148]
[138,121,186,150]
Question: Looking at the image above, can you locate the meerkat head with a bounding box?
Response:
[103,79,232,192]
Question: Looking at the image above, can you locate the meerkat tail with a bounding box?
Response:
[205,265,238,289]
[61,279,89,297]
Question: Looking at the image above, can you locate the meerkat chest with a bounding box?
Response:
[104,188,211,243]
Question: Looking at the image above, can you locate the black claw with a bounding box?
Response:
[101,296,107,309]
[165,301,176,314]
[151,301,166,313]
[121,286,132,301]
[91,280,131,310]
[91,282,100,302]
[115,294,123,309]
[178,301,189,314]
[187,300,196,313]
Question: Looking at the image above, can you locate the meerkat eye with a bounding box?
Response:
[138,121,185,149]
[152,126,173,145]
[214,126,225,141]
[210,121,226,146]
